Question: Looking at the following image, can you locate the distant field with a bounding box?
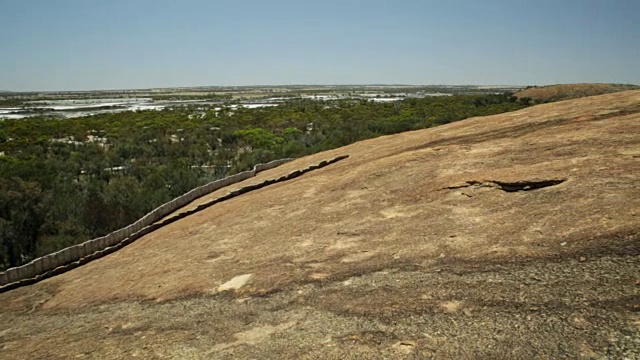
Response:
[0,84,526,104]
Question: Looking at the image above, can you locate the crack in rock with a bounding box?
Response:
[447,179,566,192]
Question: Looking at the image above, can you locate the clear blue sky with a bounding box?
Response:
[1,0,638,91]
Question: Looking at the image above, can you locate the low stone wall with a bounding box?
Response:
[0,158,292,291]
[0,155,348,293]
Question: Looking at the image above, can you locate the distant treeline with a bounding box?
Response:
[0,93,527,270]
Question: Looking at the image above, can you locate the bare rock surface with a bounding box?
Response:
[514,83,639,102]
[1,90,639,359]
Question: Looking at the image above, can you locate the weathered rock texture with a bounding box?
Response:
[514,83,639,102]
[0,90,638,359]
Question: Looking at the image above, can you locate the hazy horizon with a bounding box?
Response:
[2,0,639,92]
[1,83,533,93]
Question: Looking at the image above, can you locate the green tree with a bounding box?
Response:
[0,178,49,268]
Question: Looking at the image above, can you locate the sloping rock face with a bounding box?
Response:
[514,83,639,102]
[1,91,639,359]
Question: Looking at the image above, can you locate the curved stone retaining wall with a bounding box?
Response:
[0,155,348,292]
[0,158,291,290]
